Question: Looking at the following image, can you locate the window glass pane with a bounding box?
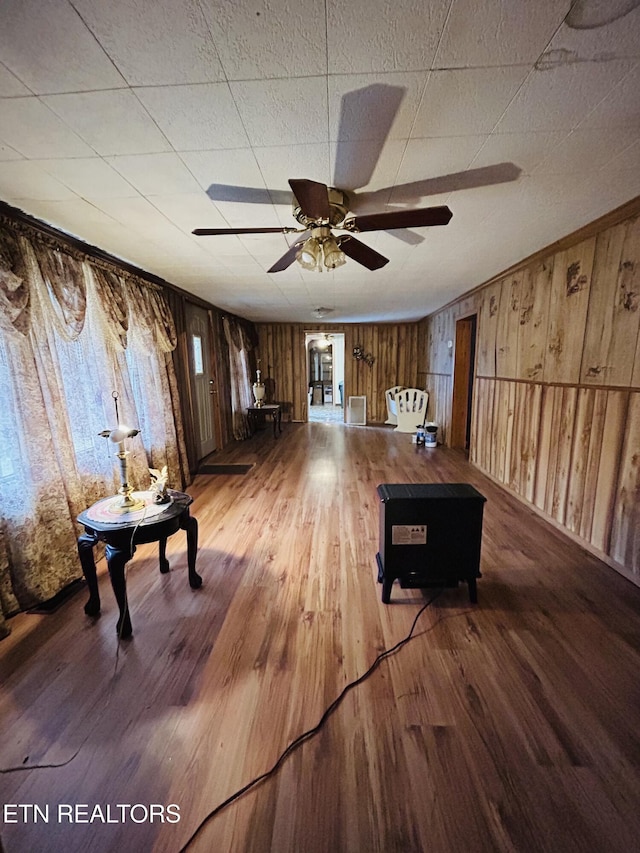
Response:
[192,335,204,375]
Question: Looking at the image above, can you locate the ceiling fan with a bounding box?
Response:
[192,177,452,273]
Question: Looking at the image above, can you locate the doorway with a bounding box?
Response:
[450,315,477,451]
[305,332,345,423]
[185,302,217,460]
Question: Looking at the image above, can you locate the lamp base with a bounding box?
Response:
[108,495,146,514]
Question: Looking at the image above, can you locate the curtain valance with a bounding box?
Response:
[0,226,31,336]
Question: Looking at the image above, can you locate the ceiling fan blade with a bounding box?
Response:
[337,235,389,271]
[289,179,331,221]
[193,226,297,236]
[346,206,453,233]
[267,240,305,273]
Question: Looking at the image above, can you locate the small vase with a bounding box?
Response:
[253,369,266,407]
[253,381,265,407]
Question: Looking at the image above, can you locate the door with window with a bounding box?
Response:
[186,303,217,460]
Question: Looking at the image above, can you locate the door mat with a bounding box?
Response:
[198,463,255,475]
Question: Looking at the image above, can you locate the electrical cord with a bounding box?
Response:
[0,500,150,775]
[1,562,445,847]
[176,588,443,853]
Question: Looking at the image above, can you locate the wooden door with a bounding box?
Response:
[186,303,217,460]
[451,315,477,450]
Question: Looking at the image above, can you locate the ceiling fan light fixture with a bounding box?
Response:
[322,235,346,270]
[296,236,322,271]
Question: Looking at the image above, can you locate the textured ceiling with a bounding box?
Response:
[1,0,639,323]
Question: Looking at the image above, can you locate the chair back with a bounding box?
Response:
[384,385,404,424]
[394,388,429,433]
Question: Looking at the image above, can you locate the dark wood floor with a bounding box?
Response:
[1,421,640,853]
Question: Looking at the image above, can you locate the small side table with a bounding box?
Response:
[247,403,282,438]
[77,489,201,638]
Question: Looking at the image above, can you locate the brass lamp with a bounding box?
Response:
[252,359,266,407]
[99,392,144,512]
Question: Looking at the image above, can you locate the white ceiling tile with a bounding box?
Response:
[0,161,76,201]
[35,157,139,199]
[90,196,186,239]
[604,139,640,172]
[471,130,569,173]
[148,193,228,234]
[0,97,96,158]
[434,0,570,67]
[580,168,640,211]
[211,200,282,229]
[230,78,328,147]
[134,84,250,150]
[495,59,636,132]
[395,136,488,185]
[412,67,530,138]
[327,0,451,73]
[2,198,113,240]
[253,144,332,193]
[332,139,408,205]
[200,0,327,79]
[106,153,202,196]
[328,74,428,141]
[180,148,267,192]
[0,62,32,96]
[0,143,23,162]
[546,7,640,62]
[577,62,640,129]
[533,127,640,174]
[8,198,148,251]
[195,234,254,256]
[71,0,225,86]
[0,0,126,94]
[42,90,172,155]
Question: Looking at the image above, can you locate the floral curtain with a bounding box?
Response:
[0,218,189,636]
[222,316,253,440]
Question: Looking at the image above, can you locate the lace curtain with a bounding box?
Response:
[222,316,253,440]
[0,220,189,635]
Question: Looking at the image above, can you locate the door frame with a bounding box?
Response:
[185,302,219,461]
[304,331,345,421]
[450,314,477,451]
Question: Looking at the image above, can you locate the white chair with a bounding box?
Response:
[385,385,404,425]
[394,388,429,433]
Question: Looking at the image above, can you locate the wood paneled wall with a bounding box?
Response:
[423,200,640,584]
[255,322,422,423]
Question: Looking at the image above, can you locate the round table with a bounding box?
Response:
[77,489,201,638]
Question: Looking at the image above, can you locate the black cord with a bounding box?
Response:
[176,589,443,853]
[0,502,150,775]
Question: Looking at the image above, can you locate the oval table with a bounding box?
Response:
[77,489,201,638]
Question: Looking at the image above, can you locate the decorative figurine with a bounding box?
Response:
[149,466,170,504]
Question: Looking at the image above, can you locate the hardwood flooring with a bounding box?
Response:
[1,422,640,853]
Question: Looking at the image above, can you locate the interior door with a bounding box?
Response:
[451,315,477,451]
[186,303,217,460]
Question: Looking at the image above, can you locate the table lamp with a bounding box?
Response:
[99,392,144,512]
[253,361,266,407]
